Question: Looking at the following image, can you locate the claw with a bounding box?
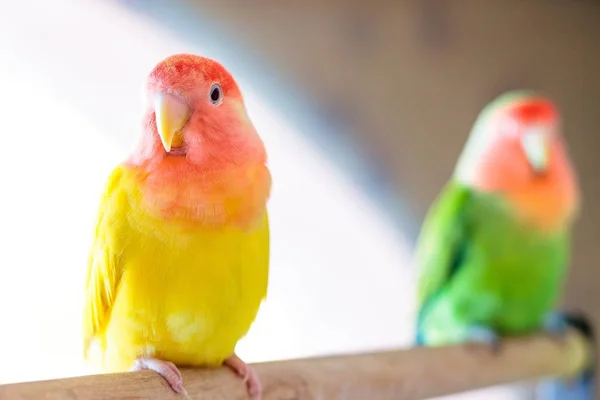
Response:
[224,353,262,400]
[131,357,189,398]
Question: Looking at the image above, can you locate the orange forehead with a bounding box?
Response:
[508,98,558,124]
[147,54,241,98]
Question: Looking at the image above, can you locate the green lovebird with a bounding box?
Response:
[414,91,594,398]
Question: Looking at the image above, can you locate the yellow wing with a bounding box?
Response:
[83,165,128,358]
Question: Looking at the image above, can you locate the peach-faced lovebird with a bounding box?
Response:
[414,91,594,398]
[83,54,271,399]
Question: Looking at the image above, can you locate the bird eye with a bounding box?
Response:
[209,83,222,105]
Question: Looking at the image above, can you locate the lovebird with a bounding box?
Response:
[83,54,272,399]
[414,91,594,398]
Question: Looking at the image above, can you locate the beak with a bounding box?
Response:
[520,126,549,173]
[154,93,190,152]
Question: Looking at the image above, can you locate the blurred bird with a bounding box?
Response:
[413,91,594,398]
[83,54,271,399]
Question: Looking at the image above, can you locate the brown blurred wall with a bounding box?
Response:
[149,0,600,381]
[186,1,600,316]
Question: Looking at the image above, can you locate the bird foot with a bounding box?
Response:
[131,357,189,398]
[465,325,501,353]
[224,353,262,400]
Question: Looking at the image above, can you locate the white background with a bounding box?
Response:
[0,1,522,398]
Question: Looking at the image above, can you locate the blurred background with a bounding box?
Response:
[0,1,598,399]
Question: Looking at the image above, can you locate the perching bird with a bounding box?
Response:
[414,91,593,397]
[83,54,271,399]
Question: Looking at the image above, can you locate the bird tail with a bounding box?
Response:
[535,311,596,400]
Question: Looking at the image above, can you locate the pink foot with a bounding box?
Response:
[224,353,262,399]
[131,357,188,397]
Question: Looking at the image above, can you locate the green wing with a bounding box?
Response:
[414,181,474,311]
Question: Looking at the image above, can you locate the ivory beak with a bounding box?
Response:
[154,93,190,152]
[521,125,549,173]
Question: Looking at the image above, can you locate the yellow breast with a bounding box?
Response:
[100,198,269,372]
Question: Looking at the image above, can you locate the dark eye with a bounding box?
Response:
[209,83,222,105]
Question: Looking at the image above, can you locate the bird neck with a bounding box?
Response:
[128,154,271,230]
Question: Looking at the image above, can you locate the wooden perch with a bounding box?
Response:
[0,328,592,400]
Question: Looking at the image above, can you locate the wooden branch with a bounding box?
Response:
[0,328,592,400]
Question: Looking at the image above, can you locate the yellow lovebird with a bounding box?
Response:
[83,54,272,399]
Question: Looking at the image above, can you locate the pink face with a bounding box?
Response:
[491,98,561,176]
[467,97,578,230]
[140,54,248,160]
[131,55,271,227]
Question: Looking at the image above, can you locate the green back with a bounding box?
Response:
[415,181,571,335]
